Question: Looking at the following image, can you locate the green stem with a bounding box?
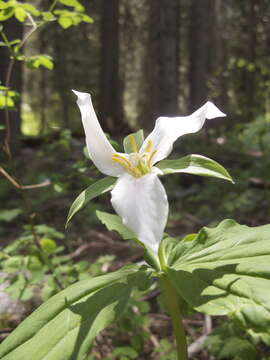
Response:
[48,0,59,13]
[160,276,188,360]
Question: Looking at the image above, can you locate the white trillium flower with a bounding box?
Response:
[72,90,226,254]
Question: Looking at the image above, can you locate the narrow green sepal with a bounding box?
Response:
[66,177,116,227]
[143,247,160,272]
[158,237,178,270]
[123,129,144,153]
[157,154,234,183]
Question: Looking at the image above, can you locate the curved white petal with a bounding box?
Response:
[72,90,125,177]
[140,101,226,164]
[111,171,168,253]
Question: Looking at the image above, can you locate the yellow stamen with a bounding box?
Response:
[148,149,157,166]
[112,154,132,171]
[145,139,152,153]
[128,135,138,153]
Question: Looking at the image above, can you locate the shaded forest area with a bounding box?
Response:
[1,0,270,359]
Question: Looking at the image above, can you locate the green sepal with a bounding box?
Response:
[157,154,234,183]
[96,210,136,240]
[158,237,178,270]
[143,246,160,272]
[123,129,144,153]
[66,177,116,227]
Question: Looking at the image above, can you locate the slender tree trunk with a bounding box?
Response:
[138,0,180,131]
[206,0,229,122]
[157,0,180,116]
[99,0,124,135]
[246,1,258,118]
[0,19,23,153]
[189,0,211,111]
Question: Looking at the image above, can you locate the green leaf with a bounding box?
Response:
[42,11,54,21]
[82,14,93,23]
[166,220,270,333]
[14,7,27,22]
[218,337,257,360]
[0,265,152,360]
[26,55,54,70]
[0,208,22,222]
[123,129,144,153]
[0,1,8,9]
[112,347,138,359]
[39,238,57,254]
[96,210,136,240]
[157,154,234,183]
[59,0,84,12]
[58,15,73,29]
[66,177,117,227]
[0,7,15,21]
[36,55,54,70]
[21,3,40,16]
[0,94,15,108]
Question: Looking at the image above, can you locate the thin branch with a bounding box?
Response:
[48,0,59,13]
[188,315,212,357]
[0,166,51,189]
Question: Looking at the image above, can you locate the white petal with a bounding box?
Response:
[140,101,226,164]
[111,172,168,253]
[72,90,125,177]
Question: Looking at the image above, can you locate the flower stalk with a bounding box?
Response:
[160,275,188,360]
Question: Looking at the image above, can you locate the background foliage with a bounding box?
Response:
[1,0,270,359]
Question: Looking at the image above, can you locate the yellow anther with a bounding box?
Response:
[148,149,157,166]
[145,139,152,153]
[128,135,138,153]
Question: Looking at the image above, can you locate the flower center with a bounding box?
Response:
[112,136,157,178]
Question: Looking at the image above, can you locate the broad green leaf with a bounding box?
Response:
[157,154,234,183]
[66,177,116,227]
[26,55,54,70]
[0,95,14,108]
[14,7,26,22]
[36,55,54,70]
[39,238,57,254]
[0,7,14,21]
[112,347,138,359]
[0,208,22,222]
[166,220,270,332]
[96,210,136,240]
[21,3,40,16]
[58,15,73,29]
[82,14,93,23]
[0,1,7,9]
[0,265,152,360]
[59,0,84,12]
[123,129,144,153]
[42,11,54,21]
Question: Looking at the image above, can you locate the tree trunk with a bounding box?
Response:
[138,0,180,131]
[99,0,124,135]
[189,0,211,111]
[156,0,180,116]
[0,19,23,154]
